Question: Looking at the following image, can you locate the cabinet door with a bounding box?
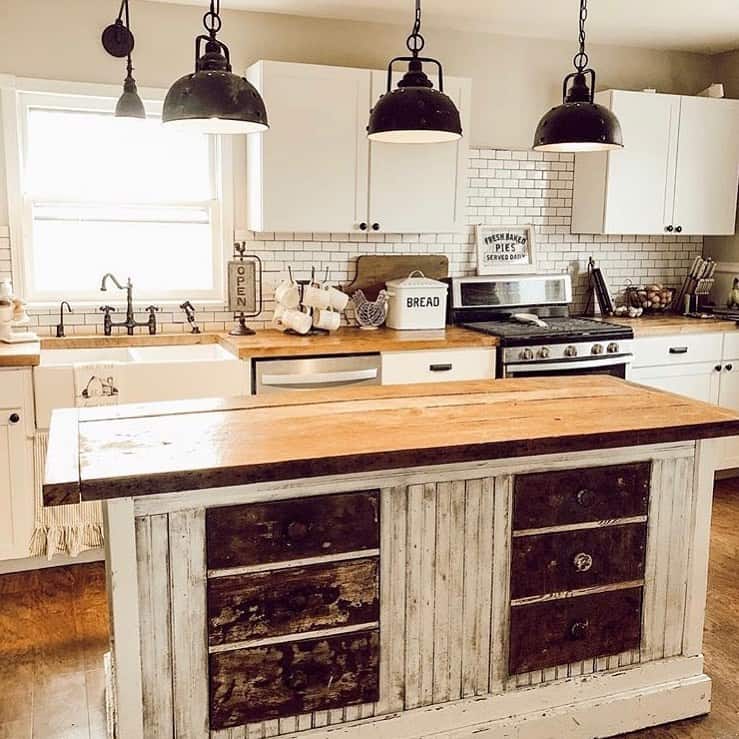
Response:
[603,91,680,235]
[629,362,720,405]
[672,97,739,236]
[368,71,470,234]
[717,364,739,470]
[0,408,34,560]
[247,61,371,234]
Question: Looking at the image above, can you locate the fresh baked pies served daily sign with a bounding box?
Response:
[476,224,538,275]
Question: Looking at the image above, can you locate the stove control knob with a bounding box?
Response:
[538,347,551,359]
[564,345,578,358]
[607,342,620,354]
[591,343,604,355]
[519,348,534,361]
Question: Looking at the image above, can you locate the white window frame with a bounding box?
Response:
[0,76,233,307]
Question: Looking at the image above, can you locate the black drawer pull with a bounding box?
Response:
[669,346,688,354]
[429,363,453,372]
[569,620,589,640]
[8,413,20,424]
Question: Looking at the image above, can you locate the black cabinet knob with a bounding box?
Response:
[8,413,20,424]
[715,364,723,372]
[358,222,368,231]
[665,225,674,232]
[675,225,683,233]
[371,223,380,231]
[726,364,734,372]
[569,620,589,640]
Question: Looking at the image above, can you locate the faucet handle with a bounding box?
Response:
[145,305,160,313]
[99,305,116,313]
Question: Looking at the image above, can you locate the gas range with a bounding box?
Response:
[448,274,634,378]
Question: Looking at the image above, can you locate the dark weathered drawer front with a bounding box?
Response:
[209,629,380,728]
[510,523,647,600]
[206,491,380,569]
[513,463,650,531]
[208,558,379,646]
[509,587,642,674]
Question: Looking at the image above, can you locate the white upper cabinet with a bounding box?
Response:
[572,90,739,236]
[246,62,370,234]
[367,70,470,234]
[246,60,470,235]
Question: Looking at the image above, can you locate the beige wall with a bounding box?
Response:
[713,49,739,99]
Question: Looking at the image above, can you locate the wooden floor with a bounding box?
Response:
[1,481,738,738]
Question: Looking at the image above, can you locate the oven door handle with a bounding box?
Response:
[505,355,632,375]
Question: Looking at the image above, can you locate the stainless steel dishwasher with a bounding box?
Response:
[253,354,382,394]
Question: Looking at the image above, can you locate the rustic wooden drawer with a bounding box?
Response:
[207,557,379,646]
[206,491,380,570]
[510,523,647,600]
[209,629,380,728]
[509,587,642,674]
[513,463,650,531]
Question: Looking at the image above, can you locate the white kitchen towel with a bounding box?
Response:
[73,361,123,407]
[29,362,124,559]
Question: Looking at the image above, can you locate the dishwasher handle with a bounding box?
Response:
[260,368,379,387]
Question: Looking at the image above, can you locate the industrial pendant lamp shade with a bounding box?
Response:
[533,0,623,152]
[162,0,268,134]
[103,0,146,120]
[115,75,146,119]
[368,0,461,144]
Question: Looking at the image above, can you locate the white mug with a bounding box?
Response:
[313,308,341,332]
[281,308,312,335]
[274,278,301,309]
[303,284,331,309]
[325,286,349,312]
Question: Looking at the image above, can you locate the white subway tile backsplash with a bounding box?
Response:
[2,146,701,336]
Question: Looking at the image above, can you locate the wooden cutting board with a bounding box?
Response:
[344,255,449,300]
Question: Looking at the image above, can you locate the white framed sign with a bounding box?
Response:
[475,225,538,275]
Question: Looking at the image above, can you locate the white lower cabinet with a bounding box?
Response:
[381,348,495,385]
[629,331,739,470]
[0,368,35,561]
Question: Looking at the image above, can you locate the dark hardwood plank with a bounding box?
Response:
[206,491,379,570]
[208,629,379,728]
[509,587,643,674]
[207,557,379,646]
[511,523,647,600]
[513,462,651,531]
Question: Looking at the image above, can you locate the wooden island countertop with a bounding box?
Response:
[43,375,739,506]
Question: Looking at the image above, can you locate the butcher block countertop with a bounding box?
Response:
[0,341,41,367]
[36,326,497,357]
[605,315,738,337]
[43,376,739,506]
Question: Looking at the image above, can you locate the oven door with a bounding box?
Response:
[503,355,631,379]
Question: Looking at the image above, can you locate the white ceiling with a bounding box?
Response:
[151,0,739,54]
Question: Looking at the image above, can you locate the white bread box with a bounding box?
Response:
[385,271,448,330]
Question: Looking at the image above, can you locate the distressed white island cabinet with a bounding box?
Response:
[42,377,739,739]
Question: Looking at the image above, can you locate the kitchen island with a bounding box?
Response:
[43,377,739,739]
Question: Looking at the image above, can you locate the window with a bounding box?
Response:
[4,82,231,304]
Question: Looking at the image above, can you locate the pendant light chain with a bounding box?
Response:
[573,0,589,72]
[123,0,134,80]
[405,0,425,56]
[203,0,223,37]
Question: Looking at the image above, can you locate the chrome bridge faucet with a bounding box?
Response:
[99,273,159,336]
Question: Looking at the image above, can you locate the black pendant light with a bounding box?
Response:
[102,0,146,119]
[368,0,461,144]
[162,0,268,134]
[533,0,623,152]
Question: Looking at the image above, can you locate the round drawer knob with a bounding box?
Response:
[576,488,596,507]
[286,521,309,541]
[573,552,593,572]
[371,222,380,231]
[8,413,20,424]
[284,669,308,690]
[570,620,589,640]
